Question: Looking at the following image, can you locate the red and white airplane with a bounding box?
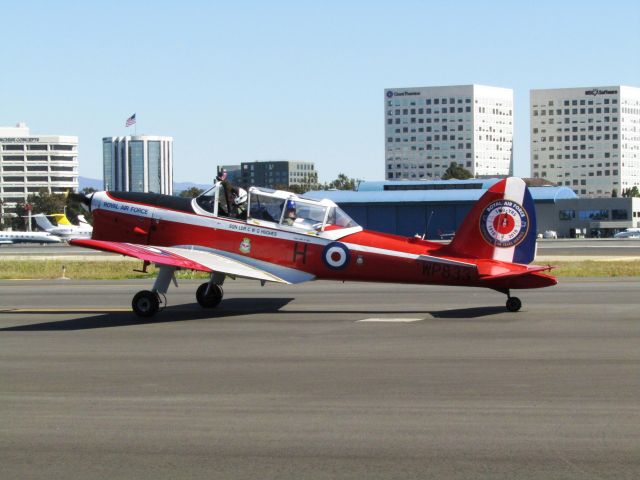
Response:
[71,177,556,317]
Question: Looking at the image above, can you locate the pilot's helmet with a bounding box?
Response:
[216,168,228,182]
[286,199,296,215]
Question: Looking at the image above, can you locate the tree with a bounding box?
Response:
[441,162,473,180]
[274,184,305,194]
[611,188,618,198]
[326,173,359,191]
[179,187,204,198]
[622,186,640,198]
[27,189,67,216]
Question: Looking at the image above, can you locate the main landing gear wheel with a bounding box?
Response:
[506,296,522,312]
[132,290,160,317]
[196,283,223,308]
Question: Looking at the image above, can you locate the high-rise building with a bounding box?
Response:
[384,85,513,180]
[239,160,318,190]
[0,123,78,215]
[102,135,173,194]
[530,86,640,197]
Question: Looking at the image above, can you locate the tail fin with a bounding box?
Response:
[50,213,73,226]
[443,177,537,264]
[33,213,56,231]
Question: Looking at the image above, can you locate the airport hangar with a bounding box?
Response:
[305,179,640,239]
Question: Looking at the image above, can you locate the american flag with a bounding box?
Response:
[125,113,136,127]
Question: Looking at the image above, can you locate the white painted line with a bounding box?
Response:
[357,318,424,323]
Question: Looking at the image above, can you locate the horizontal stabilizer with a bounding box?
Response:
[478,264,553,281]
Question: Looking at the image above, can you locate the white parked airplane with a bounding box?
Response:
[0,230,62,244]
[33,213,92,240]
[614,228,640,238]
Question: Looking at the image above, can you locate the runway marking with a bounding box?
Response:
[0,308,130,313]
[357,317,424,323]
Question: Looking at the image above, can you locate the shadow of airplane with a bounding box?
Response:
[1,300,514,332]
[0,298,294,331]
[428,306,508,319]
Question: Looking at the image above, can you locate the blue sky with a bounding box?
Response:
[2,0,639,183]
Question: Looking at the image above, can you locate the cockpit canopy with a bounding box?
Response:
[195,182,358,233]
[247,187,358,231]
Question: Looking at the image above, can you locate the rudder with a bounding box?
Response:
[443,177,537,264]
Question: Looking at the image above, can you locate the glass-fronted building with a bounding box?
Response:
[530,85,640,198]
[384,85,514,180]
[239,160,318,190]
[102,135,173,194]
[0,122,78,215]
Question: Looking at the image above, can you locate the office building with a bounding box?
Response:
[239,160,318,190]
[384,85,513,180]
[103,135,173,194]
[530,85,640,197]
[0,123,78,215]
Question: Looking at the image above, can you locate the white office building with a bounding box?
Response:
[384,84,513,180]
[531,86,640,197]
[103,135,173,194]
[0,123,78,215]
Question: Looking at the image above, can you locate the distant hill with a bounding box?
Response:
[79,176,210,194]
[173,181,211,193]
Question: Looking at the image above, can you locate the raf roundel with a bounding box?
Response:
[322,242,351,270]
[479,199,529,248]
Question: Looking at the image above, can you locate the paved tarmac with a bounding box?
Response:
[1,279,639,479]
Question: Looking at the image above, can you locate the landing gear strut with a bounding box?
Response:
[196,283,223,308]
[196,272,225,309]
[131,265,175,318]
[495,288,522,312]
[505,293,522,312]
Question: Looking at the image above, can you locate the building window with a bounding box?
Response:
[612,209,628,220]
[559,210,575,221]
[578,210,608,221]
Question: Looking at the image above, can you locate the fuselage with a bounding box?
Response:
[0,231,62,244]
[88,191,555,290]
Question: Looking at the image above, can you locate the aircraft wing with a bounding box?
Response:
[70,239,312,284]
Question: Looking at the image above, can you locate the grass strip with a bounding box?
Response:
[0,259,639,280]
[0,260,208,280]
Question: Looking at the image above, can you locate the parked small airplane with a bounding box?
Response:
[0,230,62,244]
[33,212,92,240]
[614,228,640,239]
[70,177,556,317]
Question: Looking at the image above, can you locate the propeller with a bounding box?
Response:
[67,191,94,212]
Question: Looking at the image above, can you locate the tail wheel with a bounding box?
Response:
[132,290,160,317]
[506,296,522,312]
[196,283,223,308]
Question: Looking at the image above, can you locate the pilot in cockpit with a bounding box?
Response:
[283,199,297,226]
